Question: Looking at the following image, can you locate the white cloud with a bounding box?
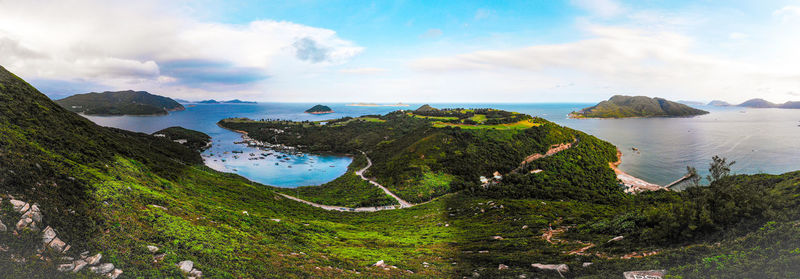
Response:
[339,67,388,74]
[0,0,362,100]
[773,6,800,21]
[474,9,496,20]
[420,29,443,39]
[571,0,625,18]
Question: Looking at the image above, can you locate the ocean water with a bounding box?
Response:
[83,103,800,188]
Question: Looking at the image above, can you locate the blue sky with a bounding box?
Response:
[2,0,800,103]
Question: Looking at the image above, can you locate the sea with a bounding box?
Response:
[83,103,800,189]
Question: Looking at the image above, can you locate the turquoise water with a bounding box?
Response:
[83,103,800,188]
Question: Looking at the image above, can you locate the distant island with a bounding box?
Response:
[707,99,800,109]
[305,104,334,114]
[346,102,410,107]
[571,95,709,118]
[55,90,184,116]
[196,99,257,104]
[708,100,732,106]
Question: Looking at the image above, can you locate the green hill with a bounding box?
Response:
[3,65,800,278]
[153,126,212,152]
[573,95,709,118]
[55,90,184,115]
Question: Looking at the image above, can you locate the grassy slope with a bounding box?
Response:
[274,153,397,208]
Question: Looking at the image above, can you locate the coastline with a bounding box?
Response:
[610,150,667,193]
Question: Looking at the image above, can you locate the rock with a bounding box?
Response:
[85,253,102,265]
[518,275,527,279]
[73,259,88,272]
[80,251,90,258]
[57,263,75,272]
[108,268,123,279]
[608,236,624,243]
[623,270,666,279]
[90,263,115,274]
[10,199,27,212]
[177,260,194,273]
[0,220,6,232]
[190,268,203,277]
[146,245,159,253]
[373,260,386,268]
[15,217,33,231]
[498,264,509,270]
[478,250,489,254]
[153,253,166,262]
[42,226,57,244]
[271,219,281,222]
[531,263,569,274]
[149,204,167,211]
[60,256,75,262]
[582,262,593,267]
[521,225,528,229]
[491,236,503,240]
[22,204,42,223]
[48,237,67,253]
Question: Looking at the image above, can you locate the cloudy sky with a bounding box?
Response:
[2,0,800,103]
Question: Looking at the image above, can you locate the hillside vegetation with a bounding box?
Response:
[573,95,708,118]
[153,127,212,152]
[55,90,184,115]
[3,66,800,278]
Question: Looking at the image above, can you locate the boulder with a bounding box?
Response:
[22,204,42,223]
[48,237,68,253]
[153,253,166,263]
[0,220,6,232]
[608,236,624,243]
[72,259,88,272]
[582,262,593,267]
[147,245,159,253]
[491,236,504,240]
[10,199,28,212]
[15,217,33,231]
[498,264,509,270]
[57,263,75,272]
[190,268,203,277]
[85,253,102,265]
[90,263,115,274]
[531,263,569,274]
[373,260,386,268]
[623,270,666,279]
[108,268,123,279]
[177,260,194,273]
[42,226,57,244]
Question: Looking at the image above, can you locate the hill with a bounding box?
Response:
[708,100,732,106]
[55,90,184,115]
[739,98,777,108]
[4,64,800,278]
[572,95,709,118]
[196,99,256,104]
[304,104,334,114]
[153,126,212,152]
[414,104,438,113]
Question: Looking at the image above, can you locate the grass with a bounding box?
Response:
[431,119,541,130]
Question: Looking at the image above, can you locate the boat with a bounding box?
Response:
[275,163,279,165]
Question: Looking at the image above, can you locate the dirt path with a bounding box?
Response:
[277,193,401,212]
[511,138,578,174]
[355,151,414,208]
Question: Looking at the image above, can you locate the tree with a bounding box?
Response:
[706,155,735,183]
[686,166,701,186]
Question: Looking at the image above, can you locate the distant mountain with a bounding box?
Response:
[708,100,732,106]
[196,99,256,104]
[677,100,705,106]
[780,101,800,109]
[738,98,776,108]
[304,104,334,114]
[415,104,439,113]
[174,98,191,103]
[572,95,709,118]
[55,90,184,116]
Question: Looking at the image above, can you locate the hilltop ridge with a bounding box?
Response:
[572,95,708,118]
[55,90,184,115]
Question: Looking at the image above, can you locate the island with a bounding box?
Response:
[570,95,709,118]
[737,98,800,109]
[152,126,212,152]
[304,104,334,114]
[708,100,732,106]
[55,90,184,116]
[346,102,410,107]
[196,99,257,104]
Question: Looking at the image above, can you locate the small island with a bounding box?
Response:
[305,104,334,114]
[571,95,708,118]
[55,90,184,116]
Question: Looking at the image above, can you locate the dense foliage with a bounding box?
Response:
[55,90,184,115]
[573,95,709,118]
[153,126,212,152]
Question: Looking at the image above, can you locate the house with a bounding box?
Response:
[479,176,489,184]
[492,171,503,180]
[173,139,188,144]
[153,134,166,138]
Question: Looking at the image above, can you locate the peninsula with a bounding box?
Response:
[571,95,708,118]
[304,104,334,114]
[55,90,184,116]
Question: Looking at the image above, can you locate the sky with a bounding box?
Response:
[1,0,800,103]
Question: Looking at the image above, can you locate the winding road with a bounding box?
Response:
[277,151,414,212]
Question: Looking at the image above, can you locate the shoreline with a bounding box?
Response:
[610,150,667,193]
